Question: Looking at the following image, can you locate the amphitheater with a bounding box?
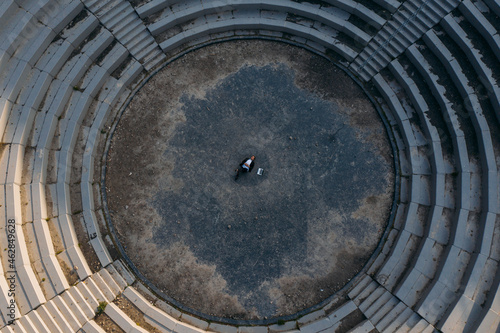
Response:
[0,0,500,332]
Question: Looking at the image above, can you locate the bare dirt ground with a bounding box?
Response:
[105,40,395,320]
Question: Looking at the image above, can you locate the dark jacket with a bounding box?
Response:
[239,158,255,172]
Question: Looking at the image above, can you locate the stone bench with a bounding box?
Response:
[327,0,386,29]
[46,41,137,268]
[24,218,69,298]
[415,245,471,326]
[82,320,107,333]
[377,60,461,315]
[159,16,358,62]
[35,302,65,332]
[77,62,145,270]
[0,1,18,27]
[4,76,48,146]
[44,298,75,332]
[138,0,384,33]
[149,0,370,45]
[0,5,42,57]
[1,121,72,304]
[8,9,120,284]
[105,302,149,333]
[417,23,500,333]
[442,14,500,123]
[401,45,488,332]
[122,286,205,333]
[371,69,445,297]
[459,0,500,63]
[55,93,113,267]
[53,64,143,275]
[473,274,500,331]
[370,0,401,13]
[0,253,21,326]
[483,0,500,16]
[0,58,32,106]
[2,181,47,315]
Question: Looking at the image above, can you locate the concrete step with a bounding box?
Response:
[105,303,149,333]
[36,303,65,333]
[82,320,107,333]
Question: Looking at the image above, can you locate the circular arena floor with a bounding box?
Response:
[105,41,395,320]
[2,0,500,332]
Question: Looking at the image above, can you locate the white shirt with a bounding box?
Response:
[242,159,252,170]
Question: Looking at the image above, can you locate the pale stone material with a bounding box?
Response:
[180,313,209,331]
[60,290,88,325]
[106,264,128,290]
[105,303,149,333]
[112,260,136,286]
[17,315,38,332]
[44,298,74,332]
[349,319,375,333]
[25,307,50,332]
[36,303,64,332]
[82,320,107,333]
[83,275,108,306]
[90,272,115,303]
[207,322,238,333]
[52,295,81,331]
[76,278,100,310]
[237,326,268,333]
[82,320,106,333]
[69,286,95,319]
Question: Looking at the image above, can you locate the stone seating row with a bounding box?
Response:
[147,0,372,46]
[0,264,126,332]
[0,1,140,324]
[361,8,500,330]
[158,15,358,64]
[459,0,500,64]
[394,47,472,316]
[54,60,144,269]
[0,1,150,332]
[0,0,84,98]
[368,51,485,329]
[0,0,88,319]
[312,60,442,329]
[0,0,499,331]
[120,284,369,333]
[139,0,380,63]
[30,8,141,288]
[442,12,500,134]
[350,0,461,82]
[383,57,454,293]
[0,15,117,309]
[78,61,145,269]
[139,0,387,35]
[419,13,500,332]
[366,73,448,331]
[53,0,500,330]
[372,67,491,333]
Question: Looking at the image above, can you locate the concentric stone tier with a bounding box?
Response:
[0,0,499,332]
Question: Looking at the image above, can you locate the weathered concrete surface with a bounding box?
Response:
[105,40,394,320]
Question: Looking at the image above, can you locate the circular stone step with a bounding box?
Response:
[104,40,395,321]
